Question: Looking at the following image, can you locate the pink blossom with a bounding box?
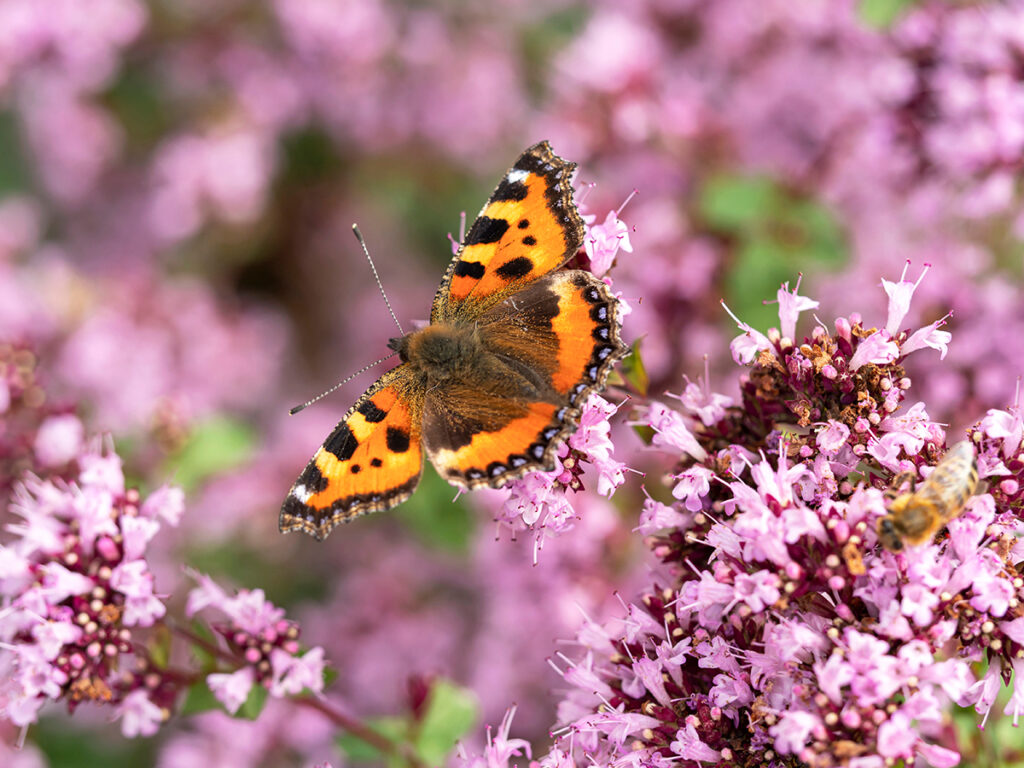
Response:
[643,401,707,460]
[671,466,711,511]
[876,711,917,758]
[848,330,900,370]
[722,301,775,365]
[816,420,850,454]
[140,485,185,526]
[207,667,256,715]
[636,496,689,534]
[584,204,633,277]
[269,646,325,697]
[116,689,165,738]
[902,318,952,359]
[882,262,930,335]
[458,706,532,768]
[775,278,819,341]
[732,571,780,613]
[979,405,1024,458]
[675,379,733,427]
[770,710,820,754]
[669,722,720,762]
[32,414,83,467]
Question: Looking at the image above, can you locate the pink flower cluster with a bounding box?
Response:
[186,573,326,715]
[464,268,1024,767]
[0,440,181,735]
[0,363,329,744]
[499,395,629,552]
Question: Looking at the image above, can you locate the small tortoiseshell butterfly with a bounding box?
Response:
[280,142,628,540]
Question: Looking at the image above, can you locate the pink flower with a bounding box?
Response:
[140,485,184,526]
[671,466,712,511]
[116,689,166,738]
[584,199,634,277]
[876,711,916,758]
[457,706,531,768]
[269,647,325,697]
[32,414,83,468]
[643,401,707,460]
[722,301,774,365]
[775,278,819,342]
[675,379,733,427]
[733,571,780,613]
[816,420,850,454]
[770,710,820,754]
[670,722,720,762]
[848,330,900,370]
[636,496,689,534]
[207,667,255,715]
[882,262,930,335]
[902,318,952,359]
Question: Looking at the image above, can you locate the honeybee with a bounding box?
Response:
[876,440,980,551]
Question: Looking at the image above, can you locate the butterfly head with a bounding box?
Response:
[388,323,482,382]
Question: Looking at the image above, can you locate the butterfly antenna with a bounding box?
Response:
[288,352,397,415]
[352,224,404,336]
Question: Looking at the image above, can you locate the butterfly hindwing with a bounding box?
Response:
[431,141,584,323]
[480,270,628,403]
[423,270,627,488]
[280,367,423,540]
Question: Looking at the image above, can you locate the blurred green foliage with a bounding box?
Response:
[337,677,479,767]
[0,113,31,195]
[33,719,158,768]
[858,0,917,28]
[396,465,476,554]
[698,173,847,331]
[166,416,256,493]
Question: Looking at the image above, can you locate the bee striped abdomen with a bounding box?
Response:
[877,441,979,551]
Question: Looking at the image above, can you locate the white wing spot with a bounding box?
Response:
[292,484,312,503]
[507,169,528,183]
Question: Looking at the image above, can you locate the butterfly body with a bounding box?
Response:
[281,143,628,540]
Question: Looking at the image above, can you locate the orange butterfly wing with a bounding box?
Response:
[280,367,423,540]
[430,141,584,322]
[423,270,627,487]
[282,141,627,539]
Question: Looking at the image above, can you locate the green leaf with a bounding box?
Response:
[396,464,474,553]
[167,416,255,492]
[413,679,480,765]
[101,66,171,155]
[859,0,916,29]
[186,619,220,669]
[336,717,409,763]
[33,719,157,764]
[147,625,173,669]
[236,682,269,720]
[620,339,649,396]
[698,175,777,231]
[700,173,847,332]
[0,112,32,195]
[180,679,222,715]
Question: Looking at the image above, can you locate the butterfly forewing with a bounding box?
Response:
[430,141,584,322]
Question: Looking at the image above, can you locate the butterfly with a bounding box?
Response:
[280,141,629,540]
